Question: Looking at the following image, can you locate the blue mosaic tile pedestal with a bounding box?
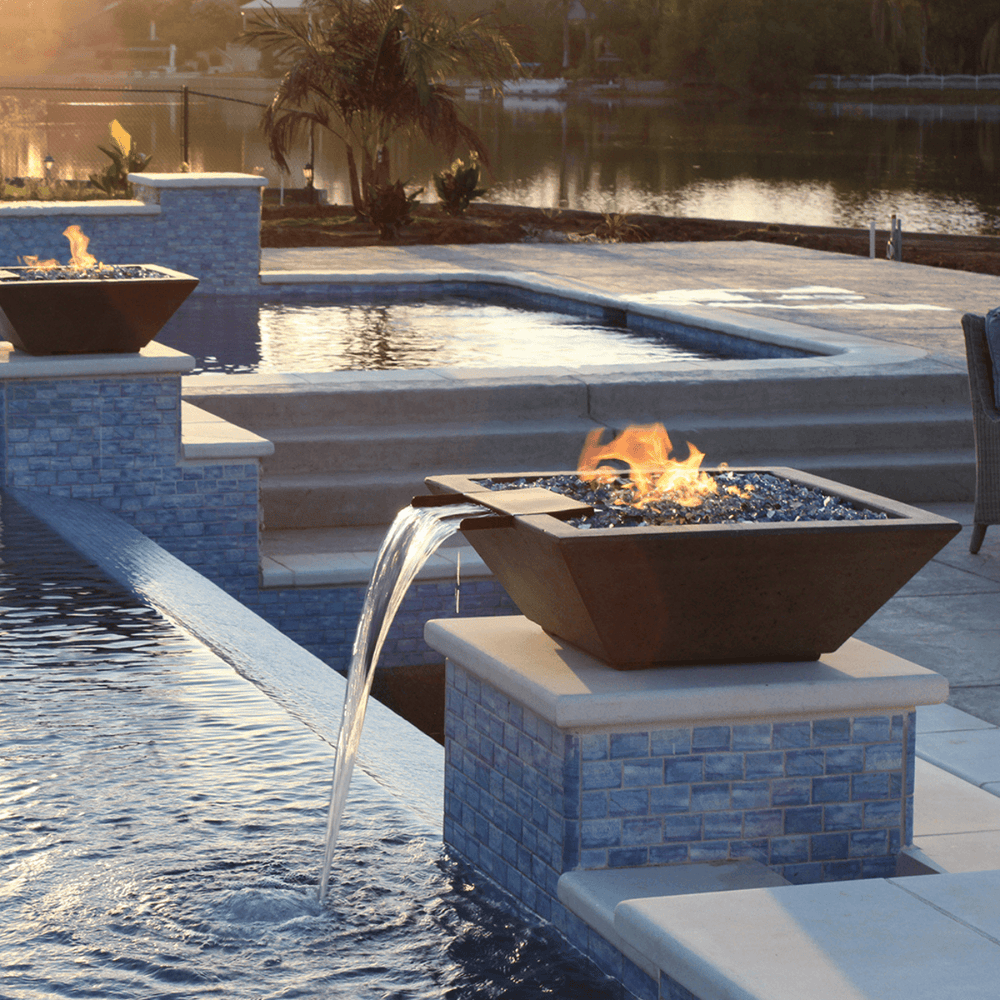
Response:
[426,615,948,998]
[0,346,263,599]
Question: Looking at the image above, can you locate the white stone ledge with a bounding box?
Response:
[0,341,195,378]
[260,544,492,589]
[130,172,267,188]
[615,873,1000,1000]
[180,401,274,460]
[0,201,160,217]
[557,862,789,979]
[424,616,948,731]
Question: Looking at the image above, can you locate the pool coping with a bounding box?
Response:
[202,267,936,391]
[205,267,953,589]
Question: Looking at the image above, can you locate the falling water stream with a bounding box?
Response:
[318,501,488,901]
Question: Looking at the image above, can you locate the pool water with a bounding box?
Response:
[0,497,622,1000]
[157,293,747,374]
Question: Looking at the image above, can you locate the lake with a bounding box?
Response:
[1,77,997,234]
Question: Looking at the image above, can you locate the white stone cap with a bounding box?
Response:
[260,543,491,589]
[181,401,274,460]
[424,616,949,731]
[558,861,789,979]
[0,340,195,377]
[615,872,1000,1000]
[0,201,159,216]
[129,172,268,187]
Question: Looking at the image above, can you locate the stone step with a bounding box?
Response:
[259,526,492,589]
[183,376,590,429]
[259,419,595,477]
[256,407,974,478]
[589,368,972,422]
[759,450,976,503]
[260,449,976,528]
[183,367,971,434]
[263,470,444,529]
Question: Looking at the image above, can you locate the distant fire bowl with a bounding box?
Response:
[425,469,961,669]
[0,265,199,355]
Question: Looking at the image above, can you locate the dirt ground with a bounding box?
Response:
[261,202,1000,277]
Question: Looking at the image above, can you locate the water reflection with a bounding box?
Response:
[156,296,736,375]
[1,82,997,233]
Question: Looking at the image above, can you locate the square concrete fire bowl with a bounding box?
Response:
[0,265,198,355]
[424,468,960,669]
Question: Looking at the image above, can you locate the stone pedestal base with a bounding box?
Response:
[427,616,948,912]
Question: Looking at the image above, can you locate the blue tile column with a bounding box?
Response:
[0,173,265,295]
[441,651,918,998]
[445,659,910,892]
[0,356,261,600]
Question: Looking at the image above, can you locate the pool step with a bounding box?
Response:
[259,419,593,478]
[260,448,975,529]
[183,376,591,428]
[184,364,976,533]
[254,407,973,479]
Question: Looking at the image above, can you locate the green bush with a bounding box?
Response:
[0,179,114,202]
[367,180,423,240]
[88,140,152,197]
[433,154,488,217]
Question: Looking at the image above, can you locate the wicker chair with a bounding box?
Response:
[962,313,1000,554]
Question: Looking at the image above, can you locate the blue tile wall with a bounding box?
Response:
[248,578,517,671]
[444,663,914,900]
[0,181,263,294]
[0,361,515,666]
[0,373,260,601]
[660,975,702,1000]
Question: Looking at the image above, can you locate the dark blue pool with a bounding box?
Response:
[156,286,813,375]
[0,494,624,1000]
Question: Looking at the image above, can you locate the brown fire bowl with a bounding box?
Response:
[0,265,199,355]
[424,468,961,669]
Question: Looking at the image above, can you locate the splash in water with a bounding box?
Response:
[318,501,486,901]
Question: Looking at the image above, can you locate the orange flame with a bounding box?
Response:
[19,225,103,272]
[577,423,721,508]
[19,254,59,269]
[63,225,98,270]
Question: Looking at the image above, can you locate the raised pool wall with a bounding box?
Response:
[0,172,509,669]
[0,173,266,295]
[0,345,504,669]
[0,349,263,601]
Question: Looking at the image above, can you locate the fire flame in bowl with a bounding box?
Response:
[578,423,750,508]
[20,225,103,271]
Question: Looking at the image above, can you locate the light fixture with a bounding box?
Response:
[302,162,314,187]
[43,154,55,180]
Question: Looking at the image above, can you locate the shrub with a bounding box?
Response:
[88,128,152,197]
[367,180,423,240]
[433,153,488,217]
[595,213,650,243]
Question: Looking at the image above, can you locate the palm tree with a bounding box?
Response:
[242,0,520,216]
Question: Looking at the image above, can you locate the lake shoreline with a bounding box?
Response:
[261,202,1000,277]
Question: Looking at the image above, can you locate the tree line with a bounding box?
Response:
[455,0,1000,96]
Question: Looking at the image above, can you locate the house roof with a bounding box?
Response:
[240,0,308,10]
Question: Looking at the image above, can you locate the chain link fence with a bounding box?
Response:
[0,86,271,183]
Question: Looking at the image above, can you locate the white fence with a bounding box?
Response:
[811,74,1000,91]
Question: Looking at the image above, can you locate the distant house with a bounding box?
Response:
[563,0,597,70]
[240,0,309,8]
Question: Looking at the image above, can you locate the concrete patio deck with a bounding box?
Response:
[261,240,1000,362]
[255,240,998,724]
[248,241,1000,998]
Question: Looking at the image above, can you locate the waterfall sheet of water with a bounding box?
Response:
[318,501,487,901]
